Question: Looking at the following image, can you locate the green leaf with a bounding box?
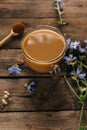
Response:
[61,11,64,15]
[80,87,87,94]
[70,61,77,66]
[79,128,84,130]
[71,76,77,81]
[81,80,87,87]
[63,33,66,36]
[58,20,63,25]
[79,95,86,103]
[79,126,87,130]
[79,56,85,61]
[62,21,68,25]
[14,63,19,67]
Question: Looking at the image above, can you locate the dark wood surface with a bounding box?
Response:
[0,0,87,129]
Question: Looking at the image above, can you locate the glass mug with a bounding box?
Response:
[21,25,66,74]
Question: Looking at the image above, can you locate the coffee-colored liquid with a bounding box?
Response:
[23,30,65,62]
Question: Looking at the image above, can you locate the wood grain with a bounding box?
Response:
[0,78,81,111]
[0,0,87,18]
[0,0,86,4]
[0,18,87,49]
[0,49,67,77]
[0,111,87,130]
[0,49,51,77]
[0,1,87,130]
[0,49,87,77]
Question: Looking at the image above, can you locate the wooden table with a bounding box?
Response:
[0,0,87,129]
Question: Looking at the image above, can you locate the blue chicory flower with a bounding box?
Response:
[78,45,86,53]
[66,38,71,49]
[54,1,58,7]
[59,0,65,7]
[8,65,22,75]
[27,81,36,93]
[84,39,87,49]
[78,73,86,80]
[84,39,87,43]
[69,41,80,49]
[54,0,64,8]
[70,67,86,80]
[64,54,77,65]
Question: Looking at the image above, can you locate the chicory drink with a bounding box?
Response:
[23,29,65,62]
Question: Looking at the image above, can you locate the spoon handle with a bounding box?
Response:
[0,32,13,47]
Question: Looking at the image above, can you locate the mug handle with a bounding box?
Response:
[49,64,63,79]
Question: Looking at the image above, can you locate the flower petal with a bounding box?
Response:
[54,1,58,7]
[78,46,86,53]
[70,41,80,49]
[79,73,86,79]
[27,81,36,93]
[73,57,77,60]
[66,38,71,49]
[64,56,71,61]
[84,39,87,43]
[8,66,21,75]
[60,0,65,7]
[70,71,76,76]
[76,67,82,75]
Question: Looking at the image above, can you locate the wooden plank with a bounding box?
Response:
[0,18,87,49]
[0,78,81,111]
[0,1,87,18]
[0,0,87,5]
[0,48,86,77]
[0,0,85,4]
[0,111,87,130]
[0,2,55,18]
[0,0,87,3]
[0,49,86,77]
[0,49,50,77]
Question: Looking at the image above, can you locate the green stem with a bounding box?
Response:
[64,75,80,100]
[55,1,63,23]
[57,2,62,22]
[78,102,85,130]
[78,88,87,130]
[76,80,81,92]
[78,60,87,69]
[54,1,66,35]
[81,80,87,87]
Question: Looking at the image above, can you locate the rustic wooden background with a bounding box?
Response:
[0,0,87,129]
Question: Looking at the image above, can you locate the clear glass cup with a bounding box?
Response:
[21,25,66,73]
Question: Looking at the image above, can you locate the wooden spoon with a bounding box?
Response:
[0,23,25,47]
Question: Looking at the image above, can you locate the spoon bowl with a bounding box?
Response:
[0,23,25,47]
